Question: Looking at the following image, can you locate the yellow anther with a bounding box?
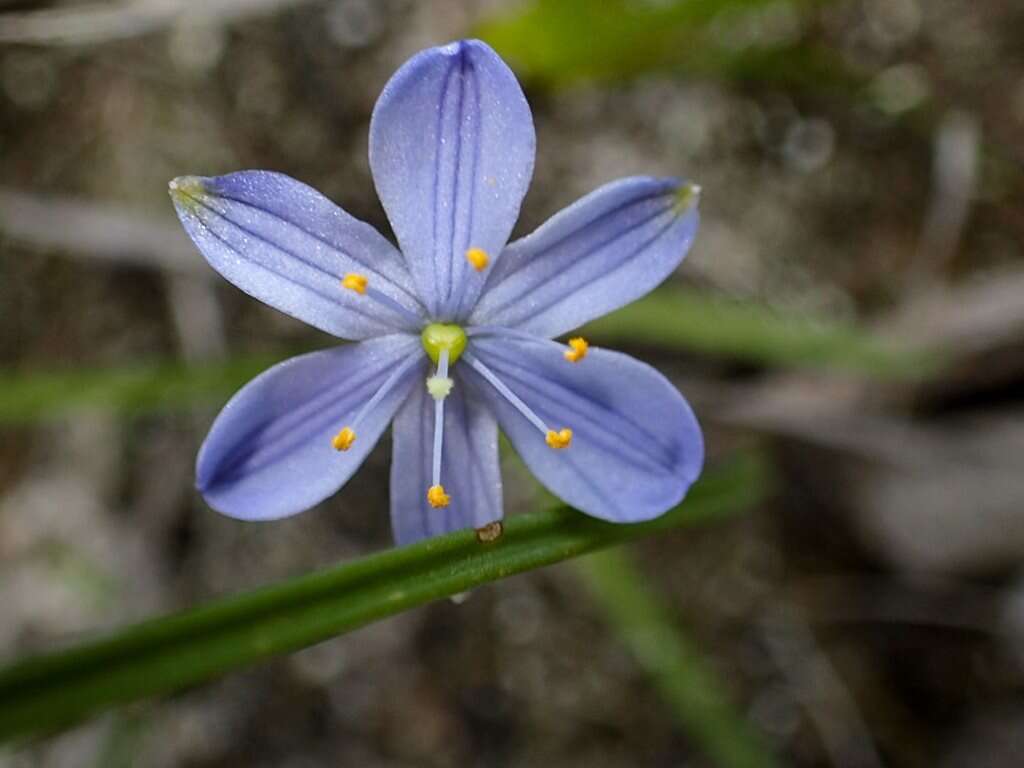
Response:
[545,428,573,449]
[332,426,356,451]
[564,337,589,363]
[465,247,489,272]
[427,484,451,508]
[341,273,368,294]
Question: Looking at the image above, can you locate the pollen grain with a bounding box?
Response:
[341,273,368,294]
[465,247,489,272]
[545,428,573,449]
[332,426,356,451]
[427,484,451,508]
[564,337,589,363]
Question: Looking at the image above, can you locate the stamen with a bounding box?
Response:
[341,273,367,294]
[463,351,572,450]
[340,273,423,326]
[329,355,421,450]
[465,247,489,272]
[332,426,356,451]
[429,348,451,507]
[545,428,573,449]
[353,356,421,426]
[563,337,589,363]
[427,484,451,508]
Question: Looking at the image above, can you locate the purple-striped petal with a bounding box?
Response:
[197,335,424,521]
[463,333,703,523]
[470,177,699,338]
[368,39,535,319]
[170,171,424,339]
[389,378,502,545]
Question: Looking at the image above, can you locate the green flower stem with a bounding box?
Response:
[576,548,778,768]
[0,453,770,744]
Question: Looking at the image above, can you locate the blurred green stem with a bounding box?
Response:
[0,287,939,426]
[576,548,778,768]
[584,288,939,379]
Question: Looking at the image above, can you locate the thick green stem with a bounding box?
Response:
[0,453,768,744]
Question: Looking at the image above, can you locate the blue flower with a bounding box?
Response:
[169,40,703,545]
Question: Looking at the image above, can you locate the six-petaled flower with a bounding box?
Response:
[169,39,704,546]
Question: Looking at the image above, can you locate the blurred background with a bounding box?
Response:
[2,0,1024,766]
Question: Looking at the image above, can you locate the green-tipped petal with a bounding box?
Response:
[471,176,699,338]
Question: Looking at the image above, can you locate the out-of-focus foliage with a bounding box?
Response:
[478,0,853,89]
[577,548,779,768]
[0,355,277,424]
[585,288,938,378]
[0,288,935,425]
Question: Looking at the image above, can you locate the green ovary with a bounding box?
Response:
[421,323,467,365]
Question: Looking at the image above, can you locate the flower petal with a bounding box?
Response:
[463,334,703,523]
[470,177,700,338]
[170,171,424,340]
[197,335,424,521]
[369,39,536,319]
[389,377,502,546]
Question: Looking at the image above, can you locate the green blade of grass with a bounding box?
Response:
[0,288,938,427]
[577,548,778,768]
[0,355,276,425]
[0,453,770,745]
[583,288,941,379]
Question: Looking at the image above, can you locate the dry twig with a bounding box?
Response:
[0,0,317,46]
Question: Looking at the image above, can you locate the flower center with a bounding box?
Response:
[421,323,467,366]
[332,323,582,516]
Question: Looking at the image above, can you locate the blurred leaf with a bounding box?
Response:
[0,355,277,424]
[477,0,853,89]
[583,288,942,379]
[0,453,770,743]
[0,288,940,427]
[577,548,778,768]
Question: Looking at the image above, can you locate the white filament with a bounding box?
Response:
[462,351,549,437]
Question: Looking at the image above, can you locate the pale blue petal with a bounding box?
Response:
[470,177,699,338]
[197,335,424,521]
[389,377,502,545]
[463,334,703,523]
[170,171,425,339]
[368,39,535,319]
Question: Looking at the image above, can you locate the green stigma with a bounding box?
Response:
[421,323,467,365]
